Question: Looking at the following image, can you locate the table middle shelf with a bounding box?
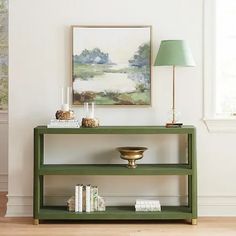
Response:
[38,164,192,175]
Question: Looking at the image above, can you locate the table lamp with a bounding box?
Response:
[154,40,196,127]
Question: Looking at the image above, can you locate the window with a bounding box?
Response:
[0,0,8,111]
[204,0,236,131]
[215,0,236,116]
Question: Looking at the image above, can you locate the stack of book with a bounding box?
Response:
[67,184,105,213]
[135,199,161,212]
[47,119,80,128]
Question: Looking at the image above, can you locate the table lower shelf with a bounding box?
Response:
[36,205,193,220]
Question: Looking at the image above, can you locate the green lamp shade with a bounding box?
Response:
[154,40,196,67]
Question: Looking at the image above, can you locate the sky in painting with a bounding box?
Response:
[73,27,150,64]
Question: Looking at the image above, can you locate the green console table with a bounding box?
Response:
[34,126,197,225]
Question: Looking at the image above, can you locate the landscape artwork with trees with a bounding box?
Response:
[0,0,8,110]
[72,26,151,105]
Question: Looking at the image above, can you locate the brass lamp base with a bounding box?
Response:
[166,123,183,128]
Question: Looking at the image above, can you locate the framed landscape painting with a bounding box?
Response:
[72,25,151,105]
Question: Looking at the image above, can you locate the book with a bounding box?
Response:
[82,186,86,212]
[75,184,83,212]
[135,199,161,212]
[86,185,91,212]
[74,184,102,213]
[165,123,183,128]
[47,119,80,128]
[90,187,94,212]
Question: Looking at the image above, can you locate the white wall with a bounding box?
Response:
[7,0,236,216]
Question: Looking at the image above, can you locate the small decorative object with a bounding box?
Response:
[72,25,151,105]
[55,110,74,120]
[117,146,147,168]
[154,40,196,127]
[97,196,106,211]
[55,87,74,120]
[67,196,75,212]
[81,102,99,128]
[81,118,99,128]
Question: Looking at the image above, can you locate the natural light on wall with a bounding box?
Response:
[215,0,236,116]
[204,0,236,131]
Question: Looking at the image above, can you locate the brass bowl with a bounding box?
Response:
[117,147,148,169]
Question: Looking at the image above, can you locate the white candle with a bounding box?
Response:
[90,102,94,118]
[84,102,89,118]
[62,104,69,112]
[67,87,70,105]
[61,87,64,105]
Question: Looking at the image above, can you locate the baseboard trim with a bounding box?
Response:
[0,174,8,192]
[5,195,236,217]
[0,112,8,124]
[198,196,236,216]
[6,195,32,217]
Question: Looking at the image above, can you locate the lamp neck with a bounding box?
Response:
[172,65,176,124]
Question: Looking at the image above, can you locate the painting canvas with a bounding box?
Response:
[72,26,151,105]
[0,0,8,110]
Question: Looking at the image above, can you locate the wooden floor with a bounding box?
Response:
[0,192,236,236]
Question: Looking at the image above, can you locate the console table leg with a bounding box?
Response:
[191,219,197,225]
[34,219,39,225]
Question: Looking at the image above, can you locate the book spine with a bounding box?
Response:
[78,185,83,212]
[82,186,86,212]
[75,184,83,212]
[90,187,94,212]
[86,185,91,212]
[75,185,79,212]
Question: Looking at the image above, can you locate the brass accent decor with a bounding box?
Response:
[117,147,147,168]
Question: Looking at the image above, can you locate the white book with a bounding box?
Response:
[47,119,80,128]
[136,199,160,205]
[75,185,79,212]
[135,199,161,212]
[75,184,83,212]
[47,124,79,128]
[50,119,79,123]
[135,204,161,212]
[78,185,83,212]
[86,185,91,212]
[82,186,86,212]
[90,187,94,212]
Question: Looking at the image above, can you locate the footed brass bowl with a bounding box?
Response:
[117,147,147,169]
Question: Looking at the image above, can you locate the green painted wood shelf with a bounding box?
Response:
[34,126,197,224]
[39,164,192,175]
[39,206,192,220]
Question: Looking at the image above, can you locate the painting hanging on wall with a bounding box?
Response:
[0,0,8,110]
[72,26,151,105]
